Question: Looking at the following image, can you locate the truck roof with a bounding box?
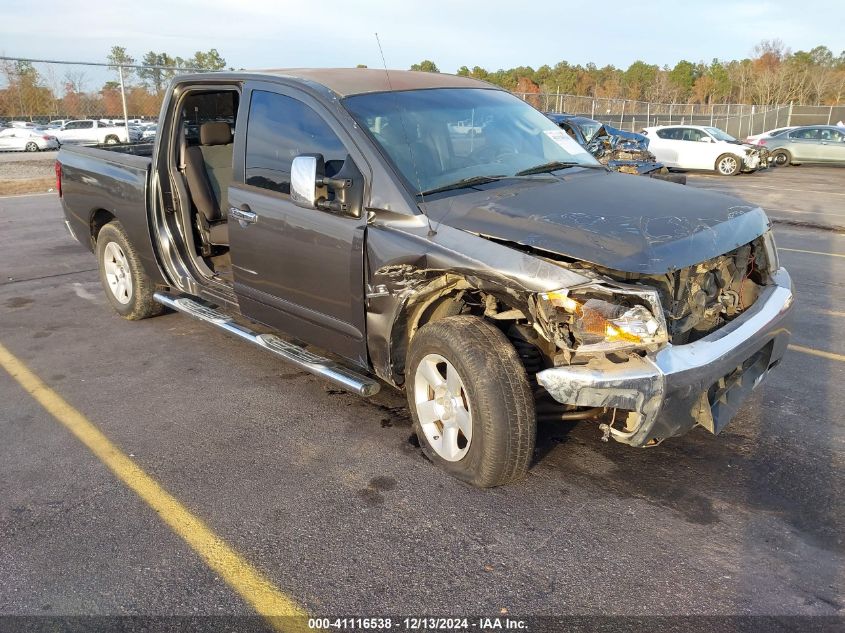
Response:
[244,67,493,96]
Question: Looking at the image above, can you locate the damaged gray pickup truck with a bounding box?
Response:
[58,69,794,487]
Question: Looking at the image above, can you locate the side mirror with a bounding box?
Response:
[290,153,363,218]
[699,137,712,143]
[290,154,323,208]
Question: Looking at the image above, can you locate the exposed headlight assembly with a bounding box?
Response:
[534,283,668,354]
[761,228,780,272]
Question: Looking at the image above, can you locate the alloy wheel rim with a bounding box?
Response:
[719,156,737,174]
[413,353,472,462]
[103,241,133,304]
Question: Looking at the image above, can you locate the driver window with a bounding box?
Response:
[245,90,347,195]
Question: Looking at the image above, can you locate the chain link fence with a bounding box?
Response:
[0,56,211,128]
[516,92,845,139]
[2,56,843,141]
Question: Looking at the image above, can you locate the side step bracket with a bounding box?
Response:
[153,292,380,397]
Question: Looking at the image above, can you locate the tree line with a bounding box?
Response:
[411,40,845,106]
[4,40,844,121]
[0,46,227,119]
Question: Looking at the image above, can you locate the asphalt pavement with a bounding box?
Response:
[687,165,845,231]
[0,192,843,628]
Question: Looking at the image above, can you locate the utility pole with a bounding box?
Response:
[118,65,130,140]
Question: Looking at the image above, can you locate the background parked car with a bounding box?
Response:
[642,125,768,176]
[744,126,797,145]
[547,113,686,184]
[138,122,158,141]
[761,125,845,166]
[0,127,59,152]
[49,119,141,145]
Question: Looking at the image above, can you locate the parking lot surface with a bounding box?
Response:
[687,165,845,230]
[1,185,844,626]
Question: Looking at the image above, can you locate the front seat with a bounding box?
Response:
[183,121,233,248]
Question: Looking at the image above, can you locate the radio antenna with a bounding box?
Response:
[374,32,436,237]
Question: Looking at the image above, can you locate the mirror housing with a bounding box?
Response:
[290,154,324,208]
[290,153,363,218]
[700,136,713,143]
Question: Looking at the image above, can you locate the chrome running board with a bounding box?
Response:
[153,292,380,397]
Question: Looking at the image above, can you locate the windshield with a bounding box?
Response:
[574,119,602,142]
[704,127,737,142]
[343,88,598,195]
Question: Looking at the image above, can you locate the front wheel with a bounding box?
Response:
[715,153,741,176]
[96,221,164,320]
[406,316,536,488]
[25,141,39,152]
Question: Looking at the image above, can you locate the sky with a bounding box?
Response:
[1,0,843,74]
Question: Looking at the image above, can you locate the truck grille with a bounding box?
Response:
[641,239,768,345]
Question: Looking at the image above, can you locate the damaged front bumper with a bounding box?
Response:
[742,147,769,172]
[535,268,794,447]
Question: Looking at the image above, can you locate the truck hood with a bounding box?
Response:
[420,168,770,274]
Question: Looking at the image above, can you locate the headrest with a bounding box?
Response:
[200,121,232,146]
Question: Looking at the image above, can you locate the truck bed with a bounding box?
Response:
[58,143,163,283]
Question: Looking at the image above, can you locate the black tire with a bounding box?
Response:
[25,141,38,152]
[772,149,791,167]
[96,221,164,320]
[715,153,740,176]
[405,316,536,488]
[104,135,119,145]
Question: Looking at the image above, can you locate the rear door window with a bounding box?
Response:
[656,128,683,140]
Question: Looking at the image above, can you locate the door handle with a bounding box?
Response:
[230,206,257,225]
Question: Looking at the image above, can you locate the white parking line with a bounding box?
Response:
[779,247,845,259]
[729,184,845,197]
[0,192,55,199]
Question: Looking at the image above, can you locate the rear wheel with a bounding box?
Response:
[715,153,740,176]
[772,149,791,166]
[104,135,119,145]
[406,316,536,488]
[96,221,164,320]
[24,141,38,152]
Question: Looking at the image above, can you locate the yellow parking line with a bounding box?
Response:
[0,342,307,631]
[821,310,845,318]
[789,344,845,363]
[779,247,845,259]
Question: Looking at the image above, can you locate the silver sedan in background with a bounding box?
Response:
[762,125,845,166]
[0,127,60,152]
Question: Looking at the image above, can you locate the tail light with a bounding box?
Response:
[757,139,767,146]
[42,135,52,140]
[55,161,62,197]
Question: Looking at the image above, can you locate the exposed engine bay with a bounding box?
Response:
[593,237,769,345]
[532,235,770,358]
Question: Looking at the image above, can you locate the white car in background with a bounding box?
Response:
[744,126,797,145]
[49,119,141,145]
[0,127,59,152]
[138,122,158,141]
[642,125,768,176]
